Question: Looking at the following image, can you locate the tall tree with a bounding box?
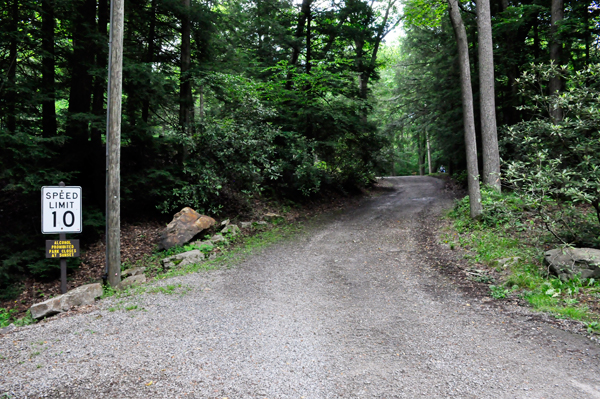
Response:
[179,0,193,136]
[65,0,96,168]
[549,0,564,122]
[41,0,56,138]
[6,0,18,133]
[476,0,500,191]
[355,0,401,100]
[447,0,482,218]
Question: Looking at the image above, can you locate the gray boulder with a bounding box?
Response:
[0,324,16,335]
[116,275,147,291]
[158,207,216,250]
[122,267,146,278]
[210,234,229,244]
[30,283,103,320]
[544,248,600,281]
[240,221,252,229]
[221,224,240,236]
[162,250,206,269]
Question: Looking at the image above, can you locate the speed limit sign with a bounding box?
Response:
[41,186,82,234]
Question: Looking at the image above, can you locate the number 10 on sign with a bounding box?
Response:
[41,186,82,234]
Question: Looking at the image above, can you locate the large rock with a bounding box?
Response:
[209,234,229,244]
[221,224,240,237]
[544,248,600,281]
[122,267,146,278]
[116,275,147,290]
[30,283,103,320]
[158,207,216,250]
[162,250,206,269]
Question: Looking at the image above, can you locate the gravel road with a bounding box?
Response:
[2,176,600,398]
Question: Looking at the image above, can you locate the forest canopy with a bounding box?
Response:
[0,0,401,293]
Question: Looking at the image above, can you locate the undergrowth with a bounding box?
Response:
[445,187,600,333]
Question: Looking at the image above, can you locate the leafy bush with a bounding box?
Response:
[0,308,17,328]
[503,63,600,247]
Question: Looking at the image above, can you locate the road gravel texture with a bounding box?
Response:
[2,176,600,398]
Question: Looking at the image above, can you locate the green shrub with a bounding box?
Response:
[503,63,600,247]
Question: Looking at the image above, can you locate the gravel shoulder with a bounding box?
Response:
[2,176,600,398]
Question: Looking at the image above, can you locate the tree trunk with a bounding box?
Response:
[533,16,540,60]
[290,0,312,67]
[418,134,424,176]
[357,0,396,100]
[6,0,18,133]
[477,0,501,191]
[142,0,157,124]
[179,0,193,136]
[447,0,483,219]
[285,0,312,91]
[549,0,564,123]
[41,0,56,138]
[66,0,96,158]
[89,0,108,207]
[426,132,432,175]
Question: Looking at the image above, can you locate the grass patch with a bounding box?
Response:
[100,221,304,309]
[446,187,600,330]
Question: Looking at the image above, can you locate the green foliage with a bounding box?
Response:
[0,308,18,328]
[489,285,509,299]
[403,0,447,29]
[0,0,399,295]
[0,309,34,328]
[448,188,600,323]
[504,63,600,247]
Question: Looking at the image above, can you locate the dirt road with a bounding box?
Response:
[2,176,600,398]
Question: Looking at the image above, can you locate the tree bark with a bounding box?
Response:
[357,0,397,100]
[66,0,96,156]
[6,0,18,133]
[549,0,564,123]
[426,131,432,175]
[90,0,109,208]
[477,0,501,191]
[290,0,312,67]
[418,133,424,176]
[285,0,312,91]
[41,0,56,138]
[142,0,157,124]
[106,0,125,287]
[179,0,193,135]
[447,0,483,219]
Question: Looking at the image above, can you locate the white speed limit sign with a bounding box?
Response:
[41,186,82,234]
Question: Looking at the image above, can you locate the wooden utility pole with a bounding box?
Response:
[106,0,123,287]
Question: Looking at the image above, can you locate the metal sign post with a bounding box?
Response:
[41,182,82,294]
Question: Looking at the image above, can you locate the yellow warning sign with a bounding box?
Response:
[45,240,80,258]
